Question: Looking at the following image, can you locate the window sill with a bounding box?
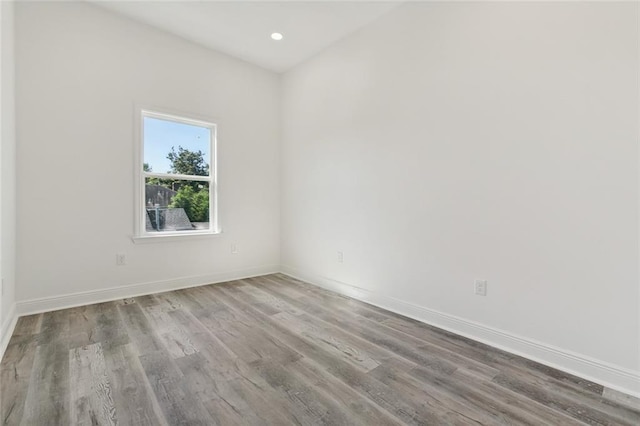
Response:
[132,230,222,244]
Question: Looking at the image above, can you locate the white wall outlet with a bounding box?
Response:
[231,243,239,254]
[474,280,487,296]
[116,253,126,266]
[337,251,344,263]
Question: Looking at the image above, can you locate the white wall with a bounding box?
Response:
[282,1,639,391]
[1,0,17,343]
[15,2,280,305]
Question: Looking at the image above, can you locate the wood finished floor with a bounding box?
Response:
[1,274,639,425]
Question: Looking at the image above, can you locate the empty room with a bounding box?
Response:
[0,0,639,424]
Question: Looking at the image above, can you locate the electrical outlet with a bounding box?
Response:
[231,243,239,254]
[116,253,126,266]
[337,251,344,263]
[474,280,487,296]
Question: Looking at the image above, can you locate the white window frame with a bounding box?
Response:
[133,107,219,242]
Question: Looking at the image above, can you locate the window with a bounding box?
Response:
[135,109,218,239]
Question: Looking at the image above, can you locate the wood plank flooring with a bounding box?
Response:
[1,274,639,425]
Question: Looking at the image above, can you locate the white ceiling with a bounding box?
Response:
[91,1,402,73]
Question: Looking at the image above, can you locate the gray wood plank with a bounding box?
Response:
[138,350,214,425]
[67,305,100,349]
[117,301,165,355]
[151,292,184,312]
[20,310,70,426]
[138,300,198,359]
[92,301,130,351]
[1,336,38,424]
[102,343,168,426]
[10,314,42,338]
[166,309,243,381]
[69,343,117,426]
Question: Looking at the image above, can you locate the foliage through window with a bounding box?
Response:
[139,110,217,236]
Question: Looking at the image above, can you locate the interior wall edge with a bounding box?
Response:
[280,265,640,399]
[0,302,17,363]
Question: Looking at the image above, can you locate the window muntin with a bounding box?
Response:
[138,110,217,237]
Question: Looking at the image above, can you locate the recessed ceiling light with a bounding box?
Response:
[271,32,283,41]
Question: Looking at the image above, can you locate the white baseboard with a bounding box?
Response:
[280,265,640,399]
[16,265,279,316]
[0,302,18,362]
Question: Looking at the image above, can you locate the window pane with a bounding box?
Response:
[145,178,210,232]
[143,116,211,176]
